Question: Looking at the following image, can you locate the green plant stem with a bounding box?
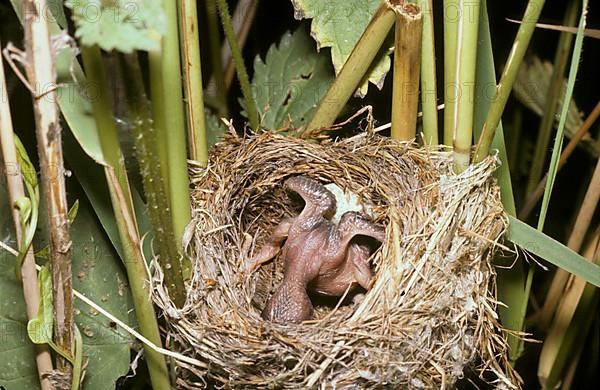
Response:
[149,0,192,249]
[538,155,600,330]
[205,0,229,117]
[443,0,459,147]
[304,1,396,135]
[119,52,186,308]
[473,0,546,162]
[418,0,439,145]
[519,100,600,220]
[536,0,587,232]
[215,0,259,131]
[24,0,74,377]
[223,0,259,90]
[452,0,480,171]
[473,1,523,363]
[80,45,171,390]
[526,0,579,195]
[391,3,422,140]
[180,0,209,165]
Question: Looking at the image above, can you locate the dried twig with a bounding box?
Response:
[24,0,74,378]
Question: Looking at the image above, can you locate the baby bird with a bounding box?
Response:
[247,176,385,323]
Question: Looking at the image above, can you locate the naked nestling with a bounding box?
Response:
[248,176,385,323]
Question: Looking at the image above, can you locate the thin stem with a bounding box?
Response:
[391,3,422,140]
[418,0,439,145]
[223,0,259,89]
[538,227,600,388]
[0,50,54,390]
[526,0,579,195]
[452,0,480,171]
[216,0,259,130]
[519,100,600,220]
[24,0,74,378]
[80,45,172,389]
[443,0,458,147]
[536,0,587,232]
[473,0,546,162]
[537,159,600,330]
[180,0,209,165]
[304,1,397,135]
[205,0,229,117]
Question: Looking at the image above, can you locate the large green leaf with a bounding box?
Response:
[291,0,388,97]
[0,183,135,389]
[69,195,135,390]
[252,28,334,130]
[64,132,152,263]
[507,216,600,288]
[65,0,165,52]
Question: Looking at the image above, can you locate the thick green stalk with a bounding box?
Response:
[473,0,546,162]
[180,0,209,165]
[215,0,259,131]
[452,0,480,171]
[119,53,185,308]
[418,0,439,145]
[391,3,422,140]
[149,0,192,248]
[526,0,579,195]
[80,45,171,390]
[305,1,396,135]
[205,0,229,117]
[443,0,459,146]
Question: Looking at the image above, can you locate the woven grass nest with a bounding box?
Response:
[152,125,519,389]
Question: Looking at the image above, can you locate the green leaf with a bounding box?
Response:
[65,0,165,52]
[14,135,38,190]
[27,266,54,345]
[63,132,152,264]
[68,199,80,225]
[507,216,600,288]
[291,0,388,97]
[205,109,227,147]
[70,196,135,390]
[0,183,135,390]
[251,28,334,130]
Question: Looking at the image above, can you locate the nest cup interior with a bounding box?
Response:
[153,132,518,389]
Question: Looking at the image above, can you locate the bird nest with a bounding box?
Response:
[151,128,519,389]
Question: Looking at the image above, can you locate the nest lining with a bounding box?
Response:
[151,130,518,389]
